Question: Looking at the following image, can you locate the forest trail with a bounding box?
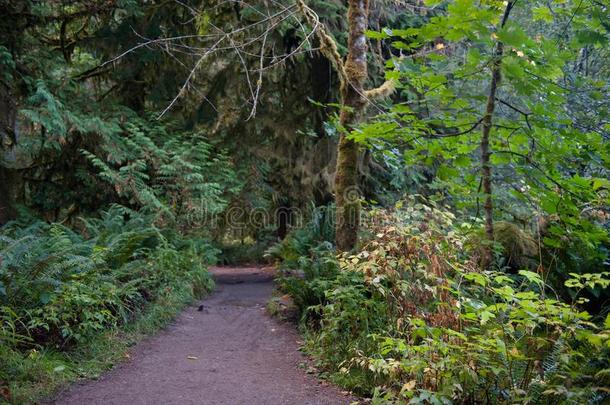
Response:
[51,266,353,405]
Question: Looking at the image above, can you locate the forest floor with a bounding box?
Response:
[49,266,354,405]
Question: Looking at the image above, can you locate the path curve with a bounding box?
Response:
[51,266,354,405]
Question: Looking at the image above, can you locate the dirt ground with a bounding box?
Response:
[50,266,355,405]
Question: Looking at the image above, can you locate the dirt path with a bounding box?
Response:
[52,266,354,405]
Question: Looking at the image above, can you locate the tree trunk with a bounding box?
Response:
[0,86,18,225]
[480,1,514,268]
[334,0,369,251]
[480,72,498,268]
[0,167,17,225]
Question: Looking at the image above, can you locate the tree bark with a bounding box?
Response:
[334,0,369,251]
[480,1,514,268]
[297,0,394,251]
[0,86,17,225]
[0,167,17,225]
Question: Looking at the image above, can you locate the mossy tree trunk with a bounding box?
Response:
[480,1,515,268]
[334,0,369,251]
[298,0,394,251]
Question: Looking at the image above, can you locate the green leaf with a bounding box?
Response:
[464,272,487,286]
[480,310,495,325]
[365,30,388,40]
[518,270,543,286]
[576,30,608,45]
[496,26,529,48]
[532,7,553,23]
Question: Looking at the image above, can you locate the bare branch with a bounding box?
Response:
[157,36,225,119]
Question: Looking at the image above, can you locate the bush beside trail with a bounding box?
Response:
[0,205,216,403]
[272,200,610,404]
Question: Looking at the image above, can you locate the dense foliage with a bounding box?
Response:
[1,0,608,403]
[273,200,610,404]
[0,206,217,402]
[271,4,610,401]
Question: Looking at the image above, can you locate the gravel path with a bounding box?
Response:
[51,266,354,405]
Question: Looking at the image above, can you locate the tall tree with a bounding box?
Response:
[347,0,609,272]
[298,0,394,251]
[334,0,369,251]
[480,1,515,267]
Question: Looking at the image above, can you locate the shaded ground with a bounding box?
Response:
[51,266,354,405]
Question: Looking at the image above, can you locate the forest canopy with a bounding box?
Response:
[0,0,609,403]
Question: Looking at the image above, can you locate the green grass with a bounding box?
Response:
[1,277,214,405]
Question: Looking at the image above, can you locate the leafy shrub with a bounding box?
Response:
[266,204,341,324]
[279,200,610,404]
[0,205,215,350]
[26,277,128,344]
[276,241,339,317]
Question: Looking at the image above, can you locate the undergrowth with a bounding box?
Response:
[0,205,216,403]
[273,199,610,404]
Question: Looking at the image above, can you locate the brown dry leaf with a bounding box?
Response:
[187,356,199,360]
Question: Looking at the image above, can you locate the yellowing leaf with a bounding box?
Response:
[401,380,417,393]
